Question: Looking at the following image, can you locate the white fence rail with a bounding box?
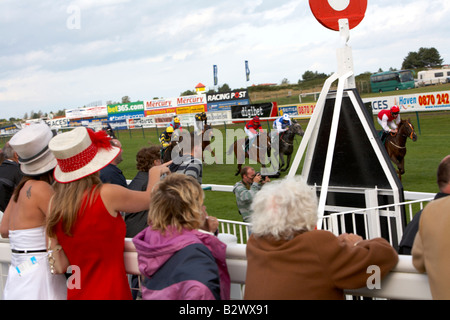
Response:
[0,237,432,300]
[204,184,435,247]
[0,187,435,300]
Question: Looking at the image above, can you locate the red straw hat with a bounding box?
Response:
[49,127,120,183]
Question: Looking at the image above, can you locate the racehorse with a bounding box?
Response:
[227,131,272,176]
[272,120,304,172]
[161,137,182,163]
[384,118,417,180]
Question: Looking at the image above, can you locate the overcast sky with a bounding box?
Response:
[1,0,450,120]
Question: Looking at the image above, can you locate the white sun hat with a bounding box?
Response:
[9,122,57,176]
[49,127,120,183]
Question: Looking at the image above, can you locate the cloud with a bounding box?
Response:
[1,0,450,119]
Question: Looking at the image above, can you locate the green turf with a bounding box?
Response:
[2,85,449,222]
[111,111,449,221]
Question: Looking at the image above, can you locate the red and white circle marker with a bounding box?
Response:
[309,0,367,31]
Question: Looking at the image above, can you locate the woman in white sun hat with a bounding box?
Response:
[0,122,67,300]
[46,126,171,300]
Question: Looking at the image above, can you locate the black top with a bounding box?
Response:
[100,163,127,188]
[398,192,449,255]
[0,160,23,212]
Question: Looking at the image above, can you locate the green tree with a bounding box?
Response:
[180,89,196,96]
[55,109,66,117]
[402,51,421,69]
[402,47,443,69]
[218,83,231,93]
[299,70,328,82]
[418,47,443,67]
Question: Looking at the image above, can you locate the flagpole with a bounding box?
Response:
[245,60,250,100]
[213,65,218,92]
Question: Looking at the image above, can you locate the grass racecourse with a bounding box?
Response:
[2,85,449,222]
[115,110,450,222]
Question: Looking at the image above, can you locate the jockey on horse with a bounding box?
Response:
[377,105,401,143]
[194,111,208,135]
[273,114,292,137]
[244,116,264,152]
[159,126,174,161]
[168,117,182,132]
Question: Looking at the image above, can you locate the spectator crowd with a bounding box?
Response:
[0,116,448,300]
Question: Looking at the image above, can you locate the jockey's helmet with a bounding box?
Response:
[391,105,400,115]
[282,114,290,122]
[166,126,174,133]
[253,116,260,123]
[174,117,180,123]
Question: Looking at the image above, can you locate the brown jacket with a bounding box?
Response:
[412,196,450,299]
[244,230,398,300]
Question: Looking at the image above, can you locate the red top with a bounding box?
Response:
[55,189,132,300]
[245,119,262,132]
[377,109,396,122]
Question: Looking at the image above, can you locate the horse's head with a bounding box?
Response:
[402,119,417,142]
[291,122,304,137]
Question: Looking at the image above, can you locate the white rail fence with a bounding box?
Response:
[0,186,435,300]
[0,236,433,300]
[205,184,435,247]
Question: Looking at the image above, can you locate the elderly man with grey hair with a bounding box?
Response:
[244,175,398,300]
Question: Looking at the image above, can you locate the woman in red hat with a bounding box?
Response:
[46,127,171,300]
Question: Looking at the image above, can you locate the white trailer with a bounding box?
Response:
[417,68,450,86]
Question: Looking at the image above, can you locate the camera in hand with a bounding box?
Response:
[255,172,268,180]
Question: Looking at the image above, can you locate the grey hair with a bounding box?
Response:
[250,175,318,240]
[2,143,16,160]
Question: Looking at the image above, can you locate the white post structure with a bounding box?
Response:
[288,16,404,234]
[288,18,357,229]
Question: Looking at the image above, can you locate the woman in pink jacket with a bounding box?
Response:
[133,173,230,300]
